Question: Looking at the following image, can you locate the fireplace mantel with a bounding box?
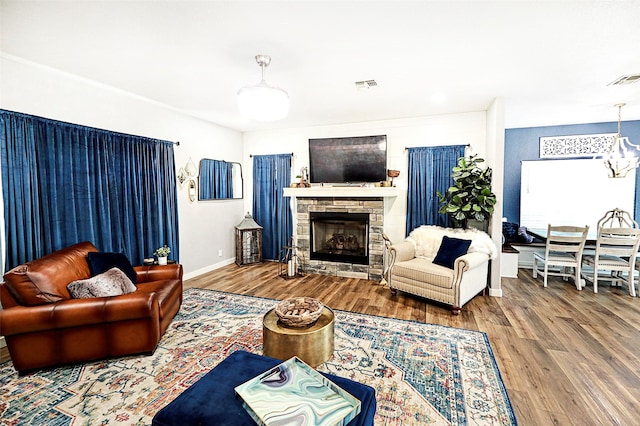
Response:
[283,186,398,198]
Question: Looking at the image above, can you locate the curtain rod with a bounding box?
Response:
[404,144,470,150]
[249,152,294,158]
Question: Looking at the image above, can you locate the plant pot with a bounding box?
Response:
[467,219,488,232]
[157,256,168,265]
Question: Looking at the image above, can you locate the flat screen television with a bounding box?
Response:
[308,135,387,184]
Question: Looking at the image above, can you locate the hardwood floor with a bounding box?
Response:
[187,263,640,426]
[2,263,638,425]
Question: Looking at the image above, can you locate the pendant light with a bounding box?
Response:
[237,55,289,122]
[605,103,640,178]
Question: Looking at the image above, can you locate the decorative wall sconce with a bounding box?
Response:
[177,168,187,185]
[187,180,197,202]
[177,157,198,185]
[185,157,198,177]
[177,158,198,201]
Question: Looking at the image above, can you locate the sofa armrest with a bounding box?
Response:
[389,241,416,264]
[134,264,183,283]
[454,252,489,274]
[0,291,159,336]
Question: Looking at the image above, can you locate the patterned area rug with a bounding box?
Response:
[0,288,517,425]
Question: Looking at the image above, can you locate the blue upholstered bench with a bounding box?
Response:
[152,350,376,425]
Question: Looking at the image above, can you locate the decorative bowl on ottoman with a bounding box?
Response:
[275,297,324,327]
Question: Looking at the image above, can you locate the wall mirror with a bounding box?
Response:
[188,179,197,202]
[198,159,243,200]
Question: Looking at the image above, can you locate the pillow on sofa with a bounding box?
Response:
[432,236,472,269]
[87,251,137,284]
[67,267,137,299]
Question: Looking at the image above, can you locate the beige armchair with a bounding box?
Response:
[388,226,497,314]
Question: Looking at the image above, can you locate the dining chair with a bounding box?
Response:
[582,227,640,296]
[532,224,589,290]
[597,208,638,229]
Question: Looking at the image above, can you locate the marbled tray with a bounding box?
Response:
[234,356,361,426]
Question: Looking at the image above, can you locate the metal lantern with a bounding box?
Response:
[235,212,263,266]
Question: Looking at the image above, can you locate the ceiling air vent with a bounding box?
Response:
[608,74,640,86]
[355,80,378,90]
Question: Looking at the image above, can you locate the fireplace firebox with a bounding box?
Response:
[309,212,369,265]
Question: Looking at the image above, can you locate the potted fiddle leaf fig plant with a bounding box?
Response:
[437,154,497,230]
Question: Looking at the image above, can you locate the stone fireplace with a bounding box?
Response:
[310,211,369,265]
[284,187,396,281]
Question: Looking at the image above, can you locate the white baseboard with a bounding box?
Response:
[183,258,236,281]
[488,287,503,297]
[0,336,6,349]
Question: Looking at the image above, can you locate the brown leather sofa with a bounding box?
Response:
[0,241,183,374]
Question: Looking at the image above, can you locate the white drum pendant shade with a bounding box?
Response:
[237,83,289,122]
[237,54,289,122]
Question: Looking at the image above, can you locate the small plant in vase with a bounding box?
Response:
[154,245,171,265]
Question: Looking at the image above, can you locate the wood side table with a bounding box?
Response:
[142,259,177,266]
[262,306,335,367]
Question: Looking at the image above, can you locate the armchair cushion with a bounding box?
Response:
[432,236,472,269]
[67,267,137,299]
[392,258,454,289]
[87,251,137,284]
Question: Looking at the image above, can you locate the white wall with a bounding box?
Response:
[242,112,488,244]
[0,55,245,278]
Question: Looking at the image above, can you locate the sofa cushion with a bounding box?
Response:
[67,267,137,299]
[392,258,454,289]
[87,251,137,284]
[2,242,98,306]
[432,236,472,269]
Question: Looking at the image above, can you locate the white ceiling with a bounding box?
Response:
[2,0,640,133]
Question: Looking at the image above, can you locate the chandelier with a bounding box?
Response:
[605,103,640,178]
[237,55,289,122]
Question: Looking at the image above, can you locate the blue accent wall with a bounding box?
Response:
[504,120,640,224]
